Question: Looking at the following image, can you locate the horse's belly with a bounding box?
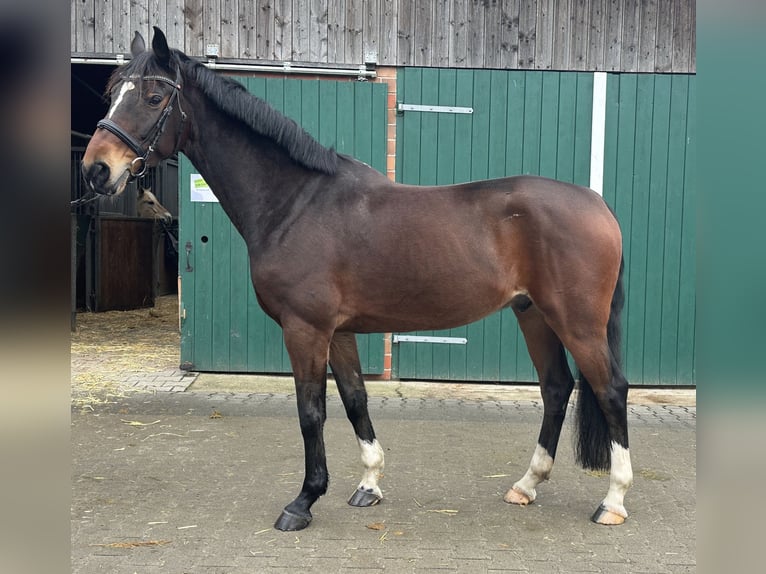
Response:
[340,278,510,333]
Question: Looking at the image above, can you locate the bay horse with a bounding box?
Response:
[81,28,633,532]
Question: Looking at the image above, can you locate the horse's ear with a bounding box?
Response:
[151,27,171,67]
[130,31,145,57]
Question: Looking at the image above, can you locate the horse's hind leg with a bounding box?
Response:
[505,304,575,506]
[568,338,632,525]
[535,300,632,524]
[329,332,384,507]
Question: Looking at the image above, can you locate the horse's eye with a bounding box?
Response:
[148,94,163,106]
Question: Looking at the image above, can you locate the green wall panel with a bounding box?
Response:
[180,77,387,375]
[603,74,696,385]
[179,69,695,386]
[395,68,694,386]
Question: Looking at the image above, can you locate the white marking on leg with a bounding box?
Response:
[511,444,554,501]
[107,81,135,119]
[357,438,384,498]
[601,441,633,517]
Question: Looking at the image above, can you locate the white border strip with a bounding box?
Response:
[590,72,608,196]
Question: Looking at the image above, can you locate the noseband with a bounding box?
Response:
[96,67,186,179]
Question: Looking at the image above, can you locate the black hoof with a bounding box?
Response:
[274,509,312,531]
[348,488,382,507]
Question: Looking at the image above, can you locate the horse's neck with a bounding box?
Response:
[180,97,312,242]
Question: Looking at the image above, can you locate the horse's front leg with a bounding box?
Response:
[274,322,332,532]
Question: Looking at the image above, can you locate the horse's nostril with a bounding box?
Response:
[82,161,111,191]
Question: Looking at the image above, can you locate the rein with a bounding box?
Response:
[96,68,187,181]
[70,192,101,207]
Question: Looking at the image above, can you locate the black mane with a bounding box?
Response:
[113,49,339,175]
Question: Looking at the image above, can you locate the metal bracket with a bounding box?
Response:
[392,335,468,345]
[396,102,474,115]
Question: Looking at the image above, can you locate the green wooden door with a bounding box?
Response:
[179,77,387,374]
[603,74,696,386]
[394,68,594,382]
[395,68,696,386]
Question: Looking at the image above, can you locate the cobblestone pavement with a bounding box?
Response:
[72,377,695,573]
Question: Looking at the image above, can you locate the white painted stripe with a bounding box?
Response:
[589,72,608,196]
[107,81,135,119]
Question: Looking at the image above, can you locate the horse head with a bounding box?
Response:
[81,27,186,197]
[137,187,172,223]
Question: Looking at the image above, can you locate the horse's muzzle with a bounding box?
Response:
[81,160,116,196]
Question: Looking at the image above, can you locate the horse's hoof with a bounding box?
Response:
[504,487,533,506]
[274,509,312,531]
[348,487,382,507]
[591,504,627,525]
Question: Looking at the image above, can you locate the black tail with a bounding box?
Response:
[574,257,625,471]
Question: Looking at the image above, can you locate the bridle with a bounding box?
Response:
[96,66,186,180]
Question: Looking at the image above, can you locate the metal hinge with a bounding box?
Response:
[392,335,468,345]
[396,102,474,115]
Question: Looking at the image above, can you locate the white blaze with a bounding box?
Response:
[107,81,136,119]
